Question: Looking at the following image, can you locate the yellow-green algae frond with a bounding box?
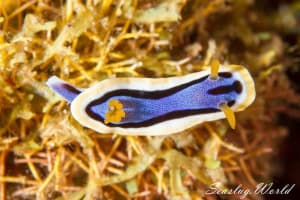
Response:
[0,0,300,199]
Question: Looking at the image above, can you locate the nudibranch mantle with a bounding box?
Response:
[47,64,255,136]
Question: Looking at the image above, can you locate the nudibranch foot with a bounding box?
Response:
[46,76,82,103]
[46,64,255,136]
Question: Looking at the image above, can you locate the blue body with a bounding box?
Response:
[90,77,238,124]
[48,74,241,127]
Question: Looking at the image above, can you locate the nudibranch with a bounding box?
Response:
[47,61,255,136]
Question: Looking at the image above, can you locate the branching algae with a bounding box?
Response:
[0,0,299,199]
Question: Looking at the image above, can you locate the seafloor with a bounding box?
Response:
[0,0,299,199]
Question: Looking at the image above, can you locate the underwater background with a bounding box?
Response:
[0,0,300,199]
